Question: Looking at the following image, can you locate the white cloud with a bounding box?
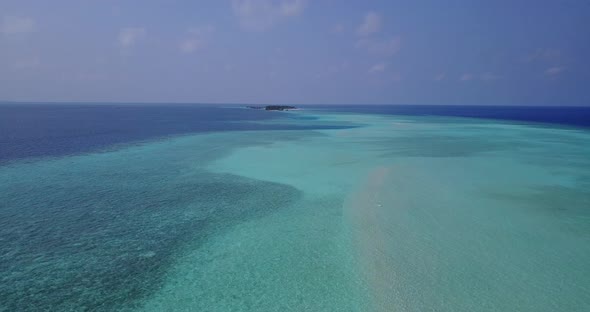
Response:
[460,73,474,81]
[545,66,565,76]
[188,25,215,36]
[369,63,387,73]
[118,27,145,48]
[526,49,564,78]
[332,24,344,33]
[179,25,215,53]
[232,0,306,31]
[314,61,351,80]
[179,38,204,53]
[434,73,446,81]
[480,72,500,81]
[458,72,501,81]
[357,11,381,36]
[356,36,401,56]
[525,48,560,63]
[0,16,35,35]
[280,0,305,16]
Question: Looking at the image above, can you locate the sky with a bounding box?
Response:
[0,0,589,105]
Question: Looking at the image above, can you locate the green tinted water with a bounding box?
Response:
[1,111,589,311]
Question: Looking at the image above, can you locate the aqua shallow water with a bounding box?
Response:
[1,107,589,311]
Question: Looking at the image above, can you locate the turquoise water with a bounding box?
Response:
[1,109,589,311]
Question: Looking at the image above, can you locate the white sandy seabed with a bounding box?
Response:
[139,111,590,312]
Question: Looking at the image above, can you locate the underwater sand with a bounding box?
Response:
[1,110,589,311]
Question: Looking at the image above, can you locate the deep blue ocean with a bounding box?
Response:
[0,103,349,165]
[311,104,590,128]
[1,103,589,164]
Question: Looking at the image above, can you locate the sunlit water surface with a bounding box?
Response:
[1,105,589,311]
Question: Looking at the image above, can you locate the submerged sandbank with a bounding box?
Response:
[136,110,590,311]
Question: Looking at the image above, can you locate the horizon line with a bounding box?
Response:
[1,101,589,108]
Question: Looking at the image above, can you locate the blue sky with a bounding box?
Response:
[1,0,589,105]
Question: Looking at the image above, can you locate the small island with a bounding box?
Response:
[247,105,296,111]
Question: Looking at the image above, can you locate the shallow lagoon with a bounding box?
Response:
[1,108,589,311]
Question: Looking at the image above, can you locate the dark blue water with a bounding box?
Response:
[311,105,590,128]
[2,103,588,165]
[0,103,347,164]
